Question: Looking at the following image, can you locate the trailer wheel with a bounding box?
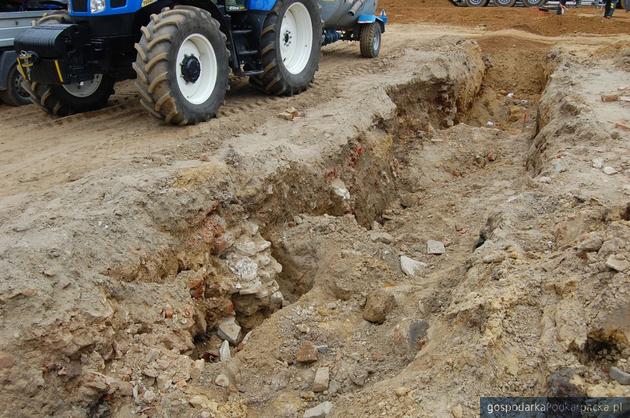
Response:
[495,0,517,6]
[133,6,230,125]
[0,64,31,106]
[252,0,322,96]
[522,0,547,6]
[20,11,115,116]
[465,0,489,6]
[359,23,381,58]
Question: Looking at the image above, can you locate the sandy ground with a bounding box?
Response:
[381,0,630,35]
[1,3,630,418]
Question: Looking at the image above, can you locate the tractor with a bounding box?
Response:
[0,0,67,106]
[13,0,386,125]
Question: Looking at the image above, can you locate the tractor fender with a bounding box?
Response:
[0,51,18,91]
[247,0,277,11]
[71,0,229,28]
[71,0,145,16]
[357,13,387,32]
[167,0,228,27]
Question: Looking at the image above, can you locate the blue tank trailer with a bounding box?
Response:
[13,0,387,124]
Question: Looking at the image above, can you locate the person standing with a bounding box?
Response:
[604,0,617,17]
[557,0,568,14]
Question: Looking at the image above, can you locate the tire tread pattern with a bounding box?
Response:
[0,64,30,106]
[251,0,321,96]
[133,6,230,125]
[464,0,490,6]
[359,23,379,58]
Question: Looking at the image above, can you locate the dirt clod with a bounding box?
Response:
[296,341,319,363]
[605,254,630,272]
[427,239,446,255]
[451,404,464,418]
[312,367,330,392]
[217,317,242,345]
[215,373,230,388]
[400,255,427,276]
[610,367,630,385]
[362,290,396,324]
[601,94,619,102]
[303,401,334,418]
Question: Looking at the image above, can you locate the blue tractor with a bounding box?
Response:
[13,0,386,124]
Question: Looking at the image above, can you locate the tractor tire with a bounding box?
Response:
[251,0,322,96]
[522,0,547,6]
[465,0,489,6]
[133,6,230,125]
[0,64,31,106]
[21,11,115,116]
[359,22,381,58]
[495,0,517,6]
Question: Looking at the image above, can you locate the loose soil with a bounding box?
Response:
[381,0,630,35]
[463,35,548,129]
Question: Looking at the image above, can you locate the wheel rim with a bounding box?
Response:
[63,74,103,98]
[373,28,381,52]
[280,2,313,75]
[468,0,483,5]
[176,33,218,105]
[14,71,29,101]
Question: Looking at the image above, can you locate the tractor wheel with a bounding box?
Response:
[0,64,31,106]
[251,0,322,96]
[359,22,381,58]
[133,6,230,125]
[465,0,489,6]
[522,0,547,6]
[21,11,115,116]
[495,0,517,6]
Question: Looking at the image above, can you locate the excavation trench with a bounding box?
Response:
[188,79,458,359]
[126,39,557,364]
[184,44,551,364]
[140,76,496,370]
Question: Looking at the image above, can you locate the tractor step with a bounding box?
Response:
[238,49,258,56]
[232,29,253,35]
[237,69,264,76]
